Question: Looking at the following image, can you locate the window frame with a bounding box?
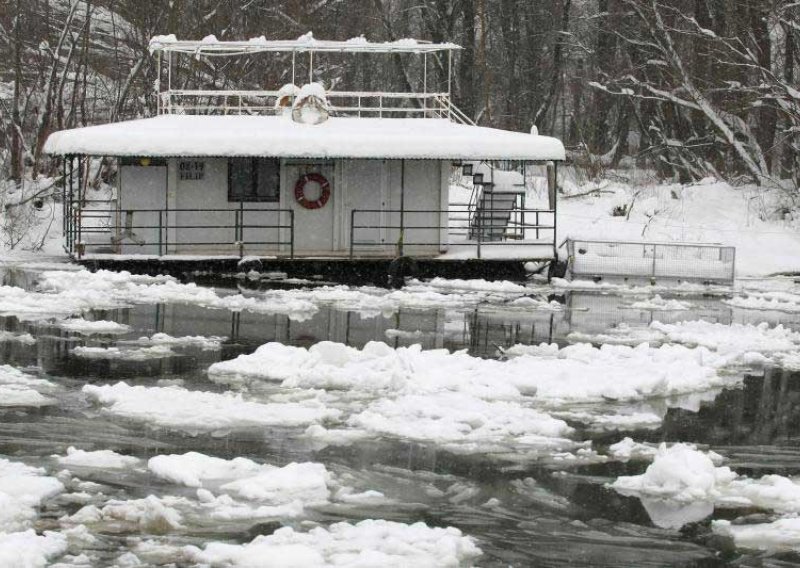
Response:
[227,157,280,203]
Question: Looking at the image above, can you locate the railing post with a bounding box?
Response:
[476,207,482,259]
[158,210,163,256]
[652,244,657,279]
[76,198,83,259]
[237,206,244,258]
[289,210,295,259]
[350,209,355,259]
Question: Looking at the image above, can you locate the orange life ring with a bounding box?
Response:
[294,173,331,210]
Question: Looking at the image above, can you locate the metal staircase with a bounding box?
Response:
[463,162,526,241]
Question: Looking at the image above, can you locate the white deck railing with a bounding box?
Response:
[157,90,475,125]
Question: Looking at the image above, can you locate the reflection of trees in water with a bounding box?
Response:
[661,369,800,448]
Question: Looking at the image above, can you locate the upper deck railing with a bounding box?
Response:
[157,90,476,125]
[150,35,472,124]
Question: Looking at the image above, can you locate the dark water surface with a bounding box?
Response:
[1,265,799,567]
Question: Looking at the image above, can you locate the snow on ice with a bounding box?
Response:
[713,518,800,552]
[54,447,141,470]
[0,365,57,407]
[611,443,800,539]
[566,320,800,370]
[210,340,736,404]
[0,531,67,568]
[205,337,754,452]
[0,458,64,532]
[0,457,67,568]
[58,318,130,335]
[82,382,339,434]
[72,345,175,361]
[182,519,481,568]
[148,453,332,510]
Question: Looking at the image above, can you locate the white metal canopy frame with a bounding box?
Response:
[150,33,460,115]
[148,35,462,55]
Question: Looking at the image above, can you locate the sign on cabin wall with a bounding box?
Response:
[179,160,205,181]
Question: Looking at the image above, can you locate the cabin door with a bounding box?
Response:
[286,162,335,254]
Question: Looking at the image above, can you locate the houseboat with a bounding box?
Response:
[43,34,566,277]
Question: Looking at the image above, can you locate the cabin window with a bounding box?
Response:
[228,158,280,202]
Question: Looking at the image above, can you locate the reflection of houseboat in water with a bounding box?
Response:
[44,34,565,279]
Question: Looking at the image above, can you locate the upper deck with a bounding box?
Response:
[149,34,473,124]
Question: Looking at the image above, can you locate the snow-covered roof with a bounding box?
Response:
[43,116,566,162]
[149,33,460,55]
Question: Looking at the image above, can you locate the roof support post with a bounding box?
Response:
[156,51,162,114]
[308,51,313,83]
[67,155,73,254]
[423,53,428,118]
[291,51,296,86]
[551,161,558,261]
[447,50,452,120]
[399,159,405,258]
[167,51,172,114]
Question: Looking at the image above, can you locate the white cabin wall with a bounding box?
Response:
[166,160,178,253]
[118,164,167,255]
[172,158,282,255]
[340,159,445,256]
[117,157,446,257]
[393,159,443,255]
[341,159,390,253]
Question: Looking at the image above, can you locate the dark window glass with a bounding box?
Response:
[228,158,280,202]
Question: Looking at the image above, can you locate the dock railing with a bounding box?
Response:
[566,239,736,283]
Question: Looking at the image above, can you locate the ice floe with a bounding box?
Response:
[623,295,692,311]
[82,382,339,434]
[567,320,800,368]
[611,444,800,532]
[0,331,36,345]
[204,337,759,452]
[72,345,174,361]
[32,269,318,321]
[724,279,800,313]
[123,333,224,350]
[148,453,331,508]
[0,365,57,407]
[713,518,800,552]
[59,319,130,335]
[611,443,735,503]
[606,437,723,463]
[54,447,141,470]
[183,519,481,567]
[348,392,574,452]
[0,457,64,532]
[148,452,267,487]
[0,530,67,568]
[210,340,735,404]
[68,495,184,533]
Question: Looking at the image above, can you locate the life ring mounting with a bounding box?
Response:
[294,172,331,210]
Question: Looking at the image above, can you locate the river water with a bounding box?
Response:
[1,264,799,567]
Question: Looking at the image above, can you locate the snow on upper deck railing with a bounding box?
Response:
[149,32,461,56]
